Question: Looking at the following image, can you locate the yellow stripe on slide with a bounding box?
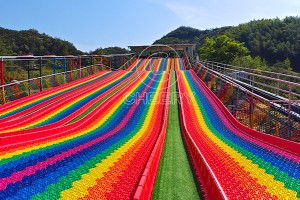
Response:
[0,72,149,161]
[0,72,109,117]
[181,72,298,199]
[58,72,166,199]
[0,72,130,133]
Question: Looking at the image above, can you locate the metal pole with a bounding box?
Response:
[250,75,254,129]
[110,57,112,70]
[38,57,43,92]
[277,74,279,96]
[288,84,292,139]
[27,60,31,94]
[69,58,73,81]
[0,59,4,85]
[0,58,5,104]
[53,58,57,87]
[63,58,67,84]
[79,56,82,78]
[27,60,30,79]
[53,58,56,74]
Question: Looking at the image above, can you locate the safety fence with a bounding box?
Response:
[0,64,108,105]
[201,61,300,101]
[119,55,137,70]
[191,62,300,142]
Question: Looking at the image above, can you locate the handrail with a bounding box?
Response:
[0,63,112,105]
[0,71,140,147]
[203,60,300,82]
[197,63,299,103]
[191,61,300,141]
[0,64,108,88]
[198,60,300,113]
[190,70,300,154]
[0,53,135,61]
[119,55,137,70]
[194,62,300,116]
[202,61,300,87]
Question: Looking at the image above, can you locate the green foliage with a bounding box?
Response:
[272,58,292,71]
[154,17,300,71]
[0,28,83,56]
[154,26,231,45]
[231,56,300,79]
[200,35,249,63]
[225,17,300,71]
[231,56,269,70]
[4,66,54,82]
[153,26,231,54]
[90,47,130,55]
[0,27,133,82]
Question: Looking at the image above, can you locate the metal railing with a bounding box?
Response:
[0,64,109,105]
[202,61,300,100]
[203,61,300,82]
[191,61,300,142]
[119,55,137,70]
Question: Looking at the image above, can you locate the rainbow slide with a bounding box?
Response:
[177,70,300,199]
[127,58,173,71]
[0,57,171,199]
[0,57,299,199]
[0,71,135,132]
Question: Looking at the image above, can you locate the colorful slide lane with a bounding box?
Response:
[0,71,156,150]
[0,69,170,199]
[0,71,137,133]
[0,71,111,120]
[2,55,298,200]
[174,58,186,70]
[127,58,177,71]
[177,70,300,199]
[0,73,144,151]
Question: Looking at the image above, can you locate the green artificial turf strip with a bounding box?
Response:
[152,70,201,200]
[68,73,138,123]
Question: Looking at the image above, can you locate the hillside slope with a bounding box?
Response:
[153,16,300,70]
[0,28,82,55]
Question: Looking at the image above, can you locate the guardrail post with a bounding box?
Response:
[0,59,4,85]
[0,59,5,104]
[38,57,43,92]
[0,85,5,105]
[288,84,292,139]
[250,75,254,129]
[277,74,280,96]
[79,56,82,78]
[275,111,279,137]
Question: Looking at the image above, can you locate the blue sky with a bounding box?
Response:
[1,0,299,52]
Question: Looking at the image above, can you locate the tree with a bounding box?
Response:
[272,58,292,71]
[0,27,83,56]
[231,55,268,70]
[199,35,249,63]
[91,47,130,55]
[154,17,300,71]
